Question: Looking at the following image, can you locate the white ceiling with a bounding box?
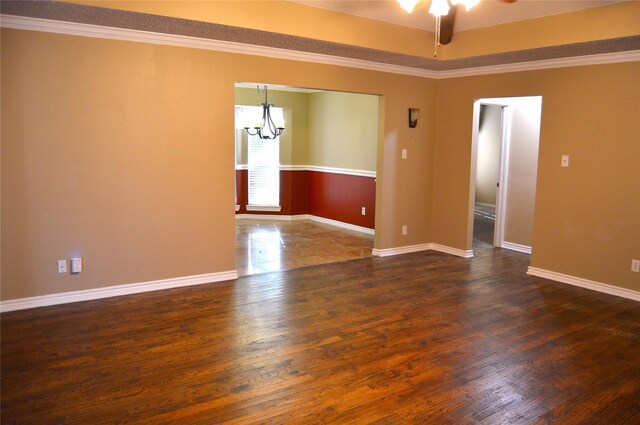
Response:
[290,0,624,33]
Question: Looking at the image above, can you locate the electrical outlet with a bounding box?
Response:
[401,149,407,159]
[402,225,408,236]
[71,257,83,274]
[561,155,569,167]
[57,260,68,274]
[632,259,640,273]
[361,207,366,216]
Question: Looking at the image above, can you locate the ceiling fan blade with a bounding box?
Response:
[439,4,458,45]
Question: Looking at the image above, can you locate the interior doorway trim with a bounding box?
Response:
[493,103,511,248]
[468,96,542,255]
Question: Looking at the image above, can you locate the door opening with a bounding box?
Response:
[469,96,542,255]
[234,83,380,277]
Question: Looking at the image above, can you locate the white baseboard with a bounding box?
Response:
[235,214,375,235]
[429,243,475,258]
[501,241,532,254]
[0,271,238,313]
[307,215,374,235]
[372,243,431,257]
[372,243,473,258]
[527,267,640,302]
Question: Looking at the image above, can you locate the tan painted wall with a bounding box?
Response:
[503,97,542,248]
[235,87,309,166]
[475,105,501,206]
[2,27,637,301]
[1,28,437,300]
[432,62,640,291]
[308,91,378,172]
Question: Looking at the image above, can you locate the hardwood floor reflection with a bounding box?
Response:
[236,219,374,276]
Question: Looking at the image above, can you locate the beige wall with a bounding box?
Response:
[503,97,542,248]
[2,27,638,301]
[433,62,640,291]
[308,91,378,172]
[475,105,501,206]
[1,28,437,300]
[235,87,309,166]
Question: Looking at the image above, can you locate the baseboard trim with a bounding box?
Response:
[501,242,532,254]
[372,243,473,258]
[527,267,640,302]
[307,215,374,235]
[0,271,238,313]
[429,244,475,258]
[373,243,431,257]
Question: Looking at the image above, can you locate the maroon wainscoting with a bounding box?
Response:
[307,171,376,229]
[283,170,309,215]
[235,169,308,215]
[235,169,375,230]
[235,169,248,212]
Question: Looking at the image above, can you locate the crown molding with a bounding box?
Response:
[443,50,640,78]
[0,15,438,78]
[1,15,639,80]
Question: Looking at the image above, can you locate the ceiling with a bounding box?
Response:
[291,0,625,33]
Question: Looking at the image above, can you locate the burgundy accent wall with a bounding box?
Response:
[307,171,375,229]
[235,169,375,230]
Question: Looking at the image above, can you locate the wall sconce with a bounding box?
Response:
[409,108,420,128]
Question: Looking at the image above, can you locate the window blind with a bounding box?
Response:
[248,133,280,207]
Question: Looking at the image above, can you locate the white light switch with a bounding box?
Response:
[402,225,408,236]
[401,149,407,159]
[561,155,569,167]
[361,207,366,216]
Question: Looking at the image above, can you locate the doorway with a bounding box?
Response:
[470,96,542,254]
[234,84,380,276]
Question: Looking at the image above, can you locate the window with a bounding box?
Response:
[235,106,281,211]
[248,133,280,209]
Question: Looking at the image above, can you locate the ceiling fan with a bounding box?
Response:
[397,0,518,56]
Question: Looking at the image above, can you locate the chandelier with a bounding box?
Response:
[397,0,480,57]
[243,85,285,140]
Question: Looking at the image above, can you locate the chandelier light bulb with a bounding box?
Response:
[397,0,420,13]
[451,0,480,12]
[429,0,450,17]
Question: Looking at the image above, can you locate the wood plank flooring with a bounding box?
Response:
[2,244,639,423]
[236,219,373,276]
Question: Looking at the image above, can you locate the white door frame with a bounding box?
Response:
[493,104,511,247]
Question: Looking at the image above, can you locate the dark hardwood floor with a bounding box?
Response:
[2,243,639,423]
